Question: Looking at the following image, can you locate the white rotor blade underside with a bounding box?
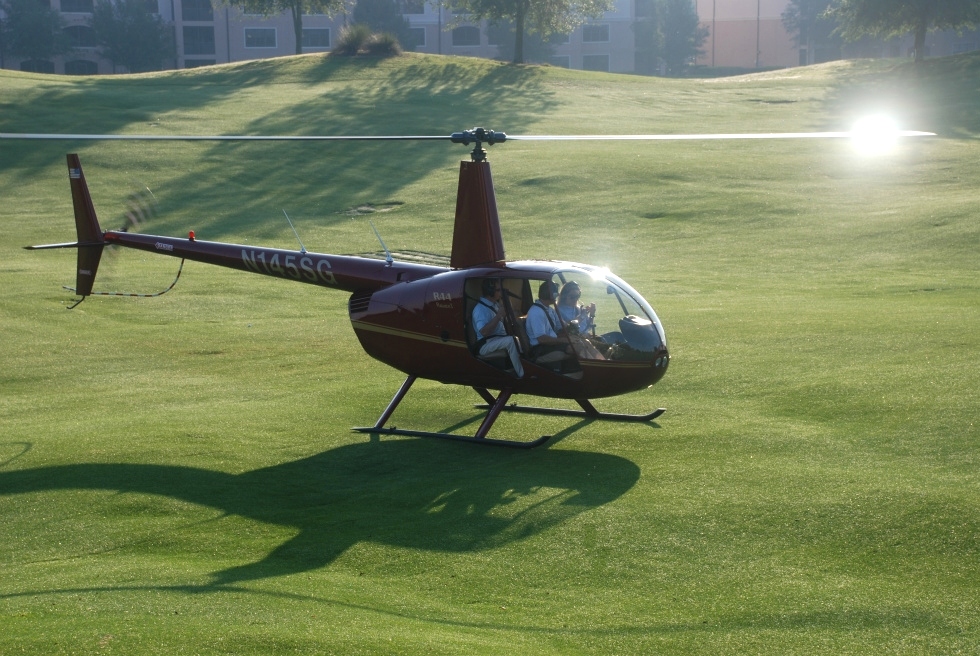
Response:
[0,133,449,141]
[0,131,935,141]
[508,131,935,140]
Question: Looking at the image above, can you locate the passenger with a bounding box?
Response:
[557,281,596,334]
[471,279,524,378]
[525,281,572,361]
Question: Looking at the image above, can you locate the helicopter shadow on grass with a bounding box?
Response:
[0,435,639,589]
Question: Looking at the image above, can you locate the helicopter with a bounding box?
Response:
[5,126,933,448]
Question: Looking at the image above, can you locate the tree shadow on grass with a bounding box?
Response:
[0,437,638,588]
[1,55,557,245]
[138,61,555,241]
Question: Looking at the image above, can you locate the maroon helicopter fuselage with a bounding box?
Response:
[102,228,668,398]
[65,151,669,405]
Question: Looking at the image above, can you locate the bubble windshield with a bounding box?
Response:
[551,267,666,360]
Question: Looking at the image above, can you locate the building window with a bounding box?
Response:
[64,25,96,48]
[65,59,98,74]
[183,25,215,54]
[410,27,425,48]
[400,0,424,13]
[582,54,609,71]
[245,28,277,48]
[20,59,55,73]
[452,26,479,46]
[60,0,94,12]
[550,55,570,68]
[184,58,216,68]
[582,24,609,42]
[302,28,330,48]
[181,0,213,21]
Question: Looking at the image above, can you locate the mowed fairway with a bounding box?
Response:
[1,52,978,653]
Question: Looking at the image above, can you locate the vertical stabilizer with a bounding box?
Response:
[450,160,506,269]
[67,154,105,297]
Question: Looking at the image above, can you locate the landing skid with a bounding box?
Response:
[473,389,665,422]
[352,375,552,449]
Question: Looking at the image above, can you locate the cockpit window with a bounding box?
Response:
[552,268,665,361]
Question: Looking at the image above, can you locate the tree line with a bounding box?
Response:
[1,0,979,74]
[785,0,980,64]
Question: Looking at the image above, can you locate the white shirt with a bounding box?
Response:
[558,304,593,333]
[472,298,505,338]
[525,302,560,347]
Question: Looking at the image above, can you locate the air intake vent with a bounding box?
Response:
[348,291,372,315]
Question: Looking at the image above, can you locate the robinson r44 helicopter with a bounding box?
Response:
[7,125,932,447]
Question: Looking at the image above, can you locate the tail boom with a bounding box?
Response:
[103,231,447,294]
[33,153,447,300]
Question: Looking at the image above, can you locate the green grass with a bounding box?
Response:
[1,52,979,653]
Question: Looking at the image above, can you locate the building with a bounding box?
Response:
[2,0,979,76]
[695,0,795,68]
[2,0,637,75]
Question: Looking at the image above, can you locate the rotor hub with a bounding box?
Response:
[450,127,507,162]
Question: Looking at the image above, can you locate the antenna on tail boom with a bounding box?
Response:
[369,220,393,267]
[282,209,307,254]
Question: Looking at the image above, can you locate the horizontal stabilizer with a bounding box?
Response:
[24,240,104,250]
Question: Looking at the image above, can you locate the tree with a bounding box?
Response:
[90,0,174,72]
[352,0,417,50]
[659,0,706,74]
[229,0,348,55]
[0,0,72,69]
[487,19,557,64]
[829,0,980,62]
[633,0,707,75]
[446,0,613,64]
[782,0,840,64]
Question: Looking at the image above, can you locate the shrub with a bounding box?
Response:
[331,24,402,57]
[365,32,402,56]
[332,24,372,56]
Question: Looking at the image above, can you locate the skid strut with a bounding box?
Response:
[473,390,665,422]
[353,375,552,448]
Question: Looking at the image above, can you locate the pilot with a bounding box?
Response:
[557,281,595,334]
[472,279,524,378]
[525,281,572,360]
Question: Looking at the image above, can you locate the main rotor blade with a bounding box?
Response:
[0,133,451,141]
[506,131,936,140]
[0,130,935,142]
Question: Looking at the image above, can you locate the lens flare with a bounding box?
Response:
[851,115,900,155]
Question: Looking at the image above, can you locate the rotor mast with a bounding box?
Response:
[448,128,507,269]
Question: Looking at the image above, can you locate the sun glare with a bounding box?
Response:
[589,266,611,282]
[850,115,900,155]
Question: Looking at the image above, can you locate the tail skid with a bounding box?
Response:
[25,154,105,306]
